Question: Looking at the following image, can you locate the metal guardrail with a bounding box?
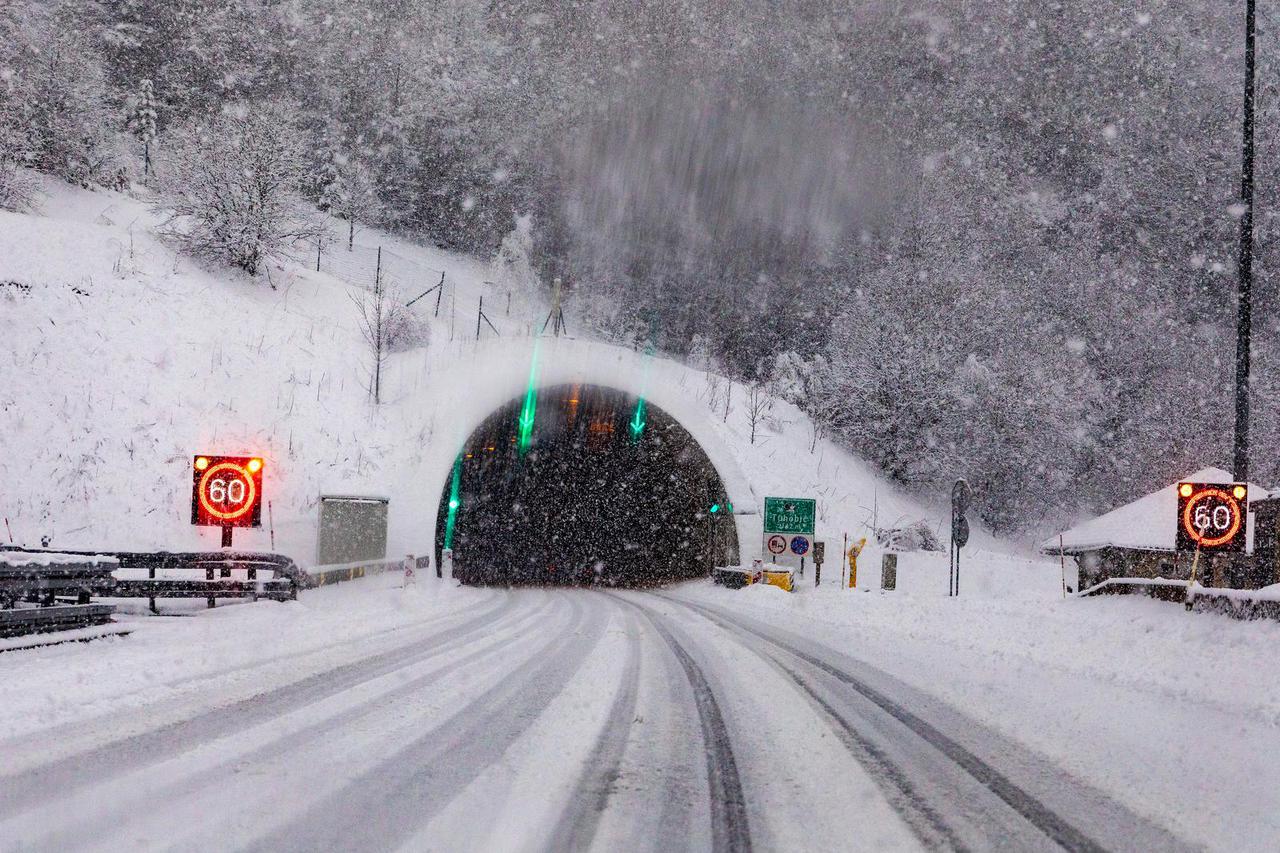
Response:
[0,604,117,639]
[0,555,118,606]
[307,555,431,588]
[1075,577,1189,602]
[0,552,120,637]
[1,547,303,611]
[1076,576,1280,621]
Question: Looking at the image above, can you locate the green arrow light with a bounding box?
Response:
[517,339,540,454]
[629,397,646,442]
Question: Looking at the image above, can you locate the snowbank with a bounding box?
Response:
[0,572,489,742]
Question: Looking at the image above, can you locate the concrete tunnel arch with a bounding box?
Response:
[389,338,760,580]
[435,383,741,585]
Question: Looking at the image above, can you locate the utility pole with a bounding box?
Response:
[1233,0,1256,483]
[374,247,383,403]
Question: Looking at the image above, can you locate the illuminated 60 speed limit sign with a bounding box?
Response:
[1176,482,1247,553]
[190,455,264,528]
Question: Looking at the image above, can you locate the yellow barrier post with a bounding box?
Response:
[847,537,866,589]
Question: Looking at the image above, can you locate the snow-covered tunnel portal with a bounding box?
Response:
[435,383,740,586]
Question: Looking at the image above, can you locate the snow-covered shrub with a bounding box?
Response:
[877,520,943,553]
[0,168,34,210]
[157,104,324,276]
[387,304,430,353]
[491,215,539,295]
[0,146,37,212]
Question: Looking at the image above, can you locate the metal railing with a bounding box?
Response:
[0,552,119,637]
[307,555,431,588]
[1,547,303,612]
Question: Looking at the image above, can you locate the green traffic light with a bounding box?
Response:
[443,454,463,550]
[709,503,720,514]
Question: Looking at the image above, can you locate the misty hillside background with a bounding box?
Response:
[2,0,1276,536]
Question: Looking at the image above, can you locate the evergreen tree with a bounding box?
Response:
[127,77,157,182]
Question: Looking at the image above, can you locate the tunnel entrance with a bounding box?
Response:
[435,384,739,586]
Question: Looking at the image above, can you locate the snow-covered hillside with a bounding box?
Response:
[3,174,1022,581]
[2,176,527,558]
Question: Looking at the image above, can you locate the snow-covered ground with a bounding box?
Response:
[684,581,1280,850]
[6,173,1278,852]
[1,570,1273,850]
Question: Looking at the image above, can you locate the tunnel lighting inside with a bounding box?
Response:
[436,384,738,587]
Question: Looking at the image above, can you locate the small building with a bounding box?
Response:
[1043,467,1277,592]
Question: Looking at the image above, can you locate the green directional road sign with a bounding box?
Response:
[763,497,816,535]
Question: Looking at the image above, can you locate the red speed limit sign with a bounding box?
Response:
[1176,482,1247,553]
[191,455,264,528]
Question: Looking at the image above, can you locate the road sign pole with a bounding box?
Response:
[1060,533,1067,598]
[842,532,848,588]
[949,479,971,597]
[1186,541,1203,611]
[949,505,955,597]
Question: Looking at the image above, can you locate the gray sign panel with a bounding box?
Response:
[317,496,389,566]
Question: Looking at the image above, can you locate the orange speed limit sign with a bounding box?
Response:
[191,455,264,528]
[1176,482,1247,553]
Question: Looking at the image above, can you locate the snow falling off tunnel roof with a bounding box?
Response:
[1043,467,1270,555]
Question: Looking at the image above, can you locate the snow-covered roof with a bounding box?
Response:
[1042,467,1269,555]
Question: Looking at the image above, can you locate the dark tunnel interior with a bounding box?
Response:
[435,384,739,587]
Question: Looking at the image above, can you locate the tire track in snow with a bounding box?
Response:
[546,596,643,852]
[661,593,1193,853]
[0,590,522,819]
[656,595,968,851]
[8,593,567,850]
[613,594,752,853]
[247,591,612,853]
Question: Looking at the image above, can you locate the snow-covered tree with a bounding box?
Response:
[350,276,416,405]
[0,2,115,188]
[127,78,157,182]
[743,382,772,446]
[157,104,324,276]
[330,158,382,251]
[491,215,539,296]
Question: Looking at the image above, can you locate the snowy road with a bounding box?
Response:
[0,587,1194,852]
